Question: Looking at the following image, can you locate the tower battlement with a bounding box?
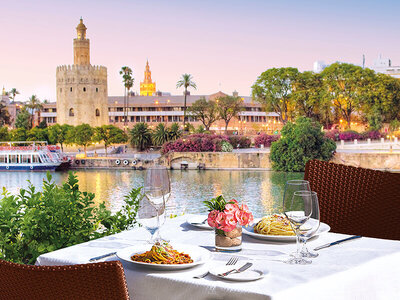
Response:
[56,64,107,73]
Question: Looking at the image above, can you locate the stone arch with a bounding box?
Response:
[69,108,74,117]
[95,108,100,117]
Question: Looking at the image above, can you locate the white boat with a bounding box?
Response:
[0,141,62,171]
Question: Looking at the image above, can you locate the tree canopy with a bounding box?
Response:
[216,95,243,132]
[188,97,218,131]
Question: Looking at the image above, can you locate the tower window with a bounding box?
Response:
[60,88,62,92]
[83,87,86,92]
[96,88,98,92]
[95,109,100,117]
[70,87,73,92]
[69,108,74,117]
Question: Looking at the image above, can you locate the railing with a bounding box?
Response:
[337,138,400,151]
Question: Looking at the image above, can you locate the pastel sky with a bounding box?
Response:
[1,0,400,102]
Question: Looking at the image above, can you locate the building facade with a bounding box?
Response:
[139,60,156,96]
[56,18,109,127]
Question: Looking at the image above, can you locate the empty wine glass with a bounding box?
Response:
[299,191,320,258]
[283,190,313,265]
[283,180,311,206]
[137,194,165,243]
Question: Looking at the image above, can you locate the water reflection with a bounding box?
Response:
[0,170,303,217]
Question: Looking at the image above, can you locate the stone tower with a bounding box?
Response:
[140,60,156,96]
[56,18,108,127]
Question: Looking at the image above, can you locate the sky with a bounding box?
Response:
[1,0,400,102]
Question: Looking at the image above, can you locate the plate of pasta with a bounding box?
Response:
[117,242,210,270]
[243,214,330,242]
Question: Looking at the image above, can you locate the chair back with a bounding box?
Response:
[0,260,130,300]
[304,160,400,240]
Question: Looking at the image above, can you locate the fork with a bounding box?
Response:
[193,256,239,279]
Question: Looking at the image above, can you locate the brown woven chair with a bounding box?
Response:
[304,159,400,240]
[0,260,130,300]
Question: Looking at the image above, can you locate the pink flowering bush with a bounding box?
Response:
[325,129,340,141]
[254,134,280,148]
[161,134,229,154]
[362,130,381,140]
[228,136,251,149]
[204,196,253,232]
[338,130,363,141]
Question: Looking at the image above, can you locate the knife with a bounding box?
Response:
[219,262,253,277]
[314,235,362,251]
[89,251,117,262]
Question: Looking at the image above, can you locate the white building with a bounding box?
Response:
[313,61,328,73]
[370,54,400,79]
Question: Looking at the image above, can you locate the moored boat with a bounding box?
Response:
[0,141,63,171]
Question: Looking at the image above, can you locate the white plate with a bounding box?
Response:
[186,215,213,230]
[243,218,330,242]
[209,264,266,281]
[117,243,210,270]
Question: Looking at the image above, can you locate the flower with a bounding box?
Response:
[236,210,253,226]
[221,213,237,232]
[224,203,239,215]
[207,210,219,228]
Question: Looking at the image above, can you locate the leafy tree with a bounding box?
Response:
[15,107,31,130]
[27,127,49,142]
[152,123,170,146]
[252,67,299,124]
[0,172,141,264]
[216,95,243,133]
[0,126,9,141]
[37,119,47,129]
[389,119,400,134]
[270,117,336,172]
[73,124,94,156]
[188,97,218,131]
[0,103,11,126]
[176,73,197,130]
[129,122,152,151]
[48,124,74,151]
[26,95,43,128]
[168,123,182,141]
[9,88,19,102]
[10,128,28,141]
[94,125,128,156]
[120,66,134,128]
[321,63,373,129]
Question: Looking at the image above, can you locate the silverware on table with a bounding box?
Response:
[193,256,239,279]
[191,219,207,225]
[193,271,209,279]
[218,262,253,277]
[89,251,117,262]
[314,235,362,251]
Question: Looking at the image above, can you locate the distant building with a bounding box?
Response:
[370,54,400,79]
[140,60,156,96]
[55,18,109,127]
[313,61,327,73]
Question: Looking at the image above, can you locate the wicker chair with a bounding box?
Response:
[304,160,400,240]
[0,260,130,300]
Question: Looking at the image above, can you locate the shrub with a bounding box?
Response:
[255,134,280,148]
[324,129,340,141]
[362,130,381,140]
[221,141,233,152]
[270,117,336,172]
[0,172,141,264]
[161,134,229,154]
[228,136,251,148]
[338,130,363,141]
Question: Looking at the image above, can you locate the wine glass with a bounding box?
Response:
[299,191,320,258]
[283,180,311,206]
[283,190,313,265]
[143,166,171,242]
[137,194,165,243]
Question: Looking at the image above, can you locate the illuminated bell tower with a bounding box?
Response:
[73,18,90,65]
[140,60,156,96]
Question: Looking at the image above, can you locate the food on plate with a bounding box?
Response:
[131,242,193,264]
[253,214,295,236]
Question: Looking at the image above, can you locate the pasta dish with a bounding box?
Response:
[131,242,193,264]
[254,214,295,236]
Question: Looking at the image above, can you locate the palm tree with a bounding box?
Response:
[168,123,182,141]
[129,122,152,151]
[9,88,19,103]
[152,123,169,146]
[26,95,43,128]
[119,66,134,130]
[176,74,197,131]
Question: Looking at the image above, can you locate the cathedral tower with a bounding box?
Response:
[56,18,108,127]
[140,60,156,96]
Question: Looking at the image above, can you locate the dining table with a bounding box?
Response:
[36,214,400,300]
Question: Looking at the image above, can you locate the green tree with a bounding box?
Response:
[0,127,9,141]
[94,125,128,156]
[129,122,152,151]
[119,66,134,129]
[27,127,49,142]
[176,73,197,130]
[9,88,19,103]
[73,124,94,156]
[216,95,243,133]
[10,128,28,141]
[15,107,31,130]
[270,117,336,172]
[37,120,47,129]
[188,97,218,131]
[48,124,74,151]
[252,67,299,124]
[152,123,170,146]
[26,95,43,128]
[0,103,11,126]
[168,123,182,141]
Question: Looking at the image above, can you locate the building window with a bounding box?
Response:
[83,87,86,92]
[95,108,100,117]
[70,87,73,92]
[69,108,74,117]
[60,88,62,92]
[115,116,118,122]
[96,88,98,92]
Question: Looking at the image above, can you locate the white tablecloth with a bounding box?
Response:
[36,215,400,300]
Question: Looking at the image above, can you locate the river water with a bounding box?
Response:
[0,170,303,217]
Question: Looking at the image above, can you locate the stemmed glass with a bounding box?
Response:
[283,190,313,265]
[137,194,165,243]
[283,180,311,206]
[143,166,171,242]
[299,191,320,258]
